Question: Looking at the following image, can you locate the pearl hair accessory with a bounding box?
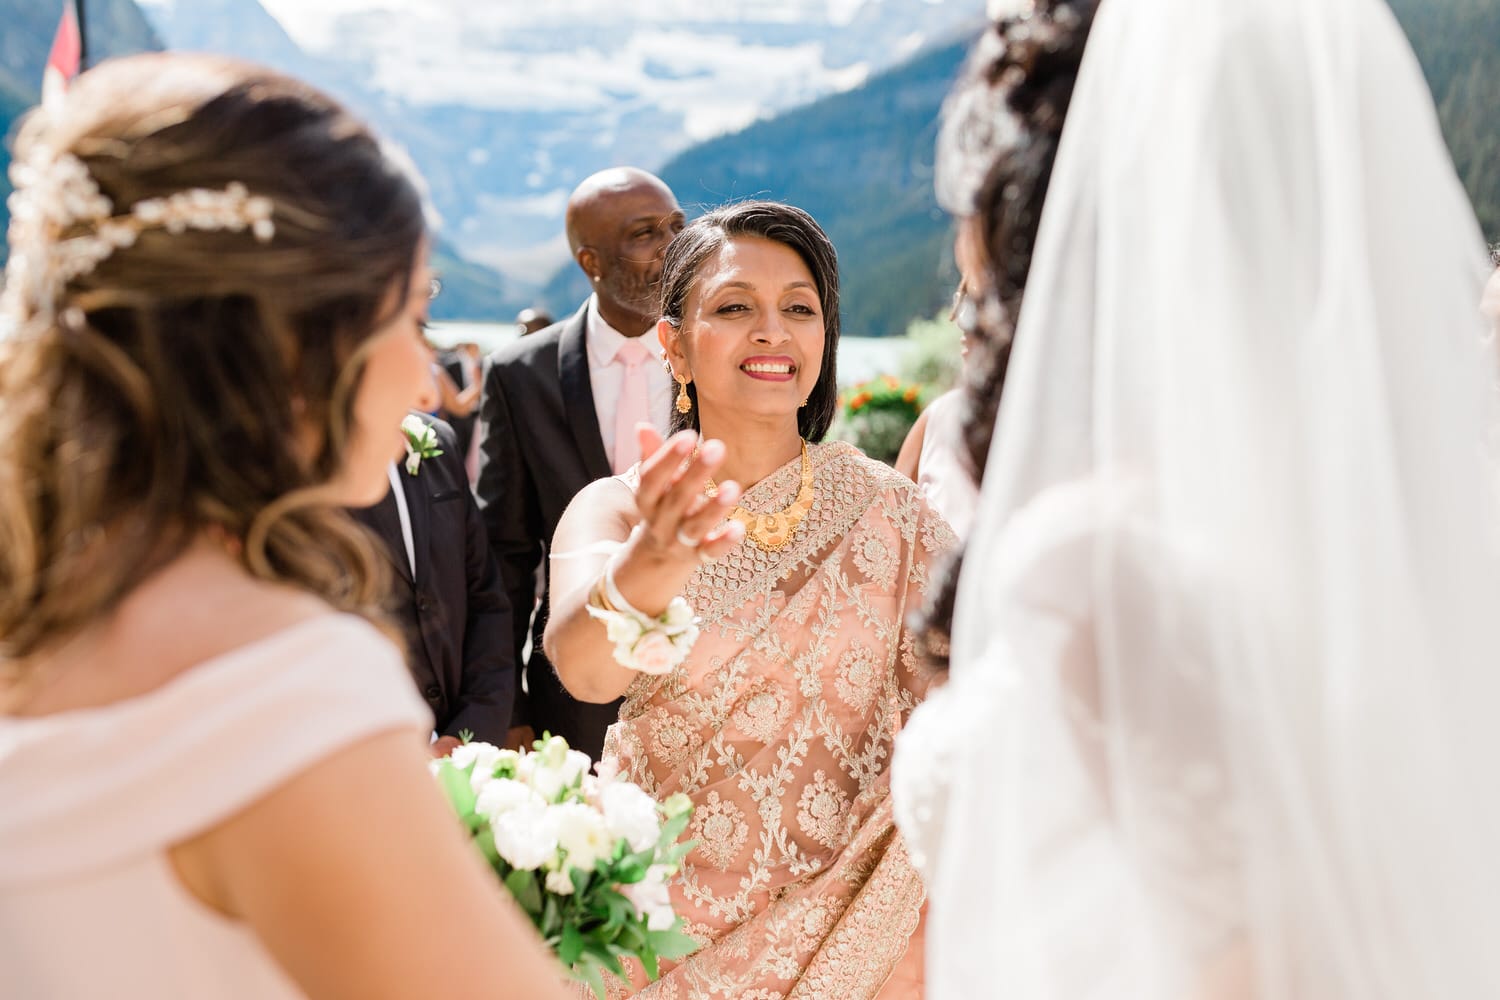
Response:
[0,148,276,338]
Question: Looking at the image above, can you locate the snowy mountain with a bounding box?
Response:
[139,0,985,288]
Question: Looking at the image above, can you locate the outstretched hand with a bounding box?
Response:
[632,423,745,567]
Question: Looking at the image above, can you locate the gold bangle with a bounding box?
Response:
[588,576,620,614]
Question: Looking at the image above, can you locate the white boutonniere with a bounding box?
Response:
[401,414,443,475]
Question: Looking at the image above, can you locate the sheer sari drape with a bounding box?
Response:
[604,442,953,999]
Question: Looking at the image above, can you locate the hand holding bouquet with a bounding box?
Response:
[433,735,698,998]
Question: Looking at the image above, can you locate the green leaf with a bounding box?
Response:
[504,868,542,916]
[611,846,654,886]
[559,923,584,966]
[474,828,500,866]
[574,954,607,1000]
[615,921,646,954]
[541,893,561,938]
[581,940,627,978]
[646,926,701,961]
[434,761,478,817]
[657,812,692,848]
[606,893,635,931]
[639,945,660,982]
[659,838,698,868]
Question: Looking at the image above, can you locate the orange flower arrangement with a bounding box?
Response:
[834,375,926,463]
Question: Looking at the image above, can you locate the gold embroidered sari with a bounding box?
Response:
[603,441,955,999]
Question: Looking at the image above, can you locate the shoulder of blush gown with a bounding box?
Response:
[0,613,433,887]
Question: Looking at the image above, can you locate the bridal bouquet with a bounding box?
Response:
[433,735,699,997]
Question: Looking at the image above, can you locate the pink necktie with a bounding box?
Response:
[612,338,653,474]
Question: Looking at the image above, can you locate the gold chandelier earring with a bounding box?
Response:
[675,373,693,415]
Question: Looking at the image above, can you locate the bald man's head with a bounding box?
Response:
[564,168,684,335]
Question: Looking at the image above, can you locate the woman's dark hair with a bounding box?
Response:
[658,200,840,442]
[919,0,1099,668]
[0,53,426,663]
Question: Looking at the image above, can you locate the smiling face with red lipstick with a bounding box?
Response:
[665,235,823,432]
[656,202,841,459]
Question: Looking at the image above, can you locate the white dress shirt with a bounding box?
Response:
[385,460,439,744]
[385,462,416,577]
[585,295,673,469]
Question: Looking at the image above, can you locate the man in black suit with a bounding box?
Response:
[436,345,480,463]
[476,167,684,761]
[351,415,515,755]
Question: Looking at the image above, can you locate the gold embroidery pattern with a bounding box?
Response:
[853,532,899,591]
[692,791,751,871]
[599,443,955,998]
[796,769,852,850]
[648,711,700,769]
[835,641,882,709]
[731,680,792,743]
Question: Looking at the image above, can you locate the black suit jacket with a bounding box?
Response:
[439,351,479,460]
[351,417,515,744]
[476,304,623,761]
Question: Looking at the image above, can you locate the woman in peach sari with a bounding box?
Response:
[546,201,953,998]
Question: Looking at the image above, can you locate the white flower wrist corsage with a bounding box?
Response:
[401,414,443,475]
[585,563,699,675]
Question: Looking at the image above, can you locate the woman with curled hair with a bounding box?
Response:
[545,200,953,997]
[0,54,568,1000]
[909,0,1098,666]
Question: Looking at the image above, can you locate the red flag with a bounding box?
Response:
[42,1,82,108]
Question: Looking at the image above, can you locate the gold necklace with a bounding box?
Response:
[707,440,814,553]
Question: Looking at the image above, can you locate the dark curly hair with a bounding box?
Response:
[919,0,1099,668]
[658,200,841,442]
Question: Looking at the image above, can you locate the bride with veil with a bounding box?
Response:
[893,0,1500,997]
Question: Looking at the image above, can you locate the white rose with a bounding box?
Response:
[404,449,421,475]
[673,622,700,650]
[646,902,677,932]
[600,781,662,853]
[448,740,500,772]
[604,612,645,646]
[551,802,614,873]
[662,598,694,631]
[545,869,576,896]
[529,763,566,801]
[562,750,592,785]
[449,741,504,792]
[629,631,679,675]
[594,757,622,785]
[531,748,593,802]
[401,414,436,450]
[475,777,543,821]
[492,802,558,871]
[534,735,570,770]
[620,864,676,930]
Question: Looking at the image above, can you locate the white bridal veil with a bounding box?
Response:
[904,0,1500,996]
